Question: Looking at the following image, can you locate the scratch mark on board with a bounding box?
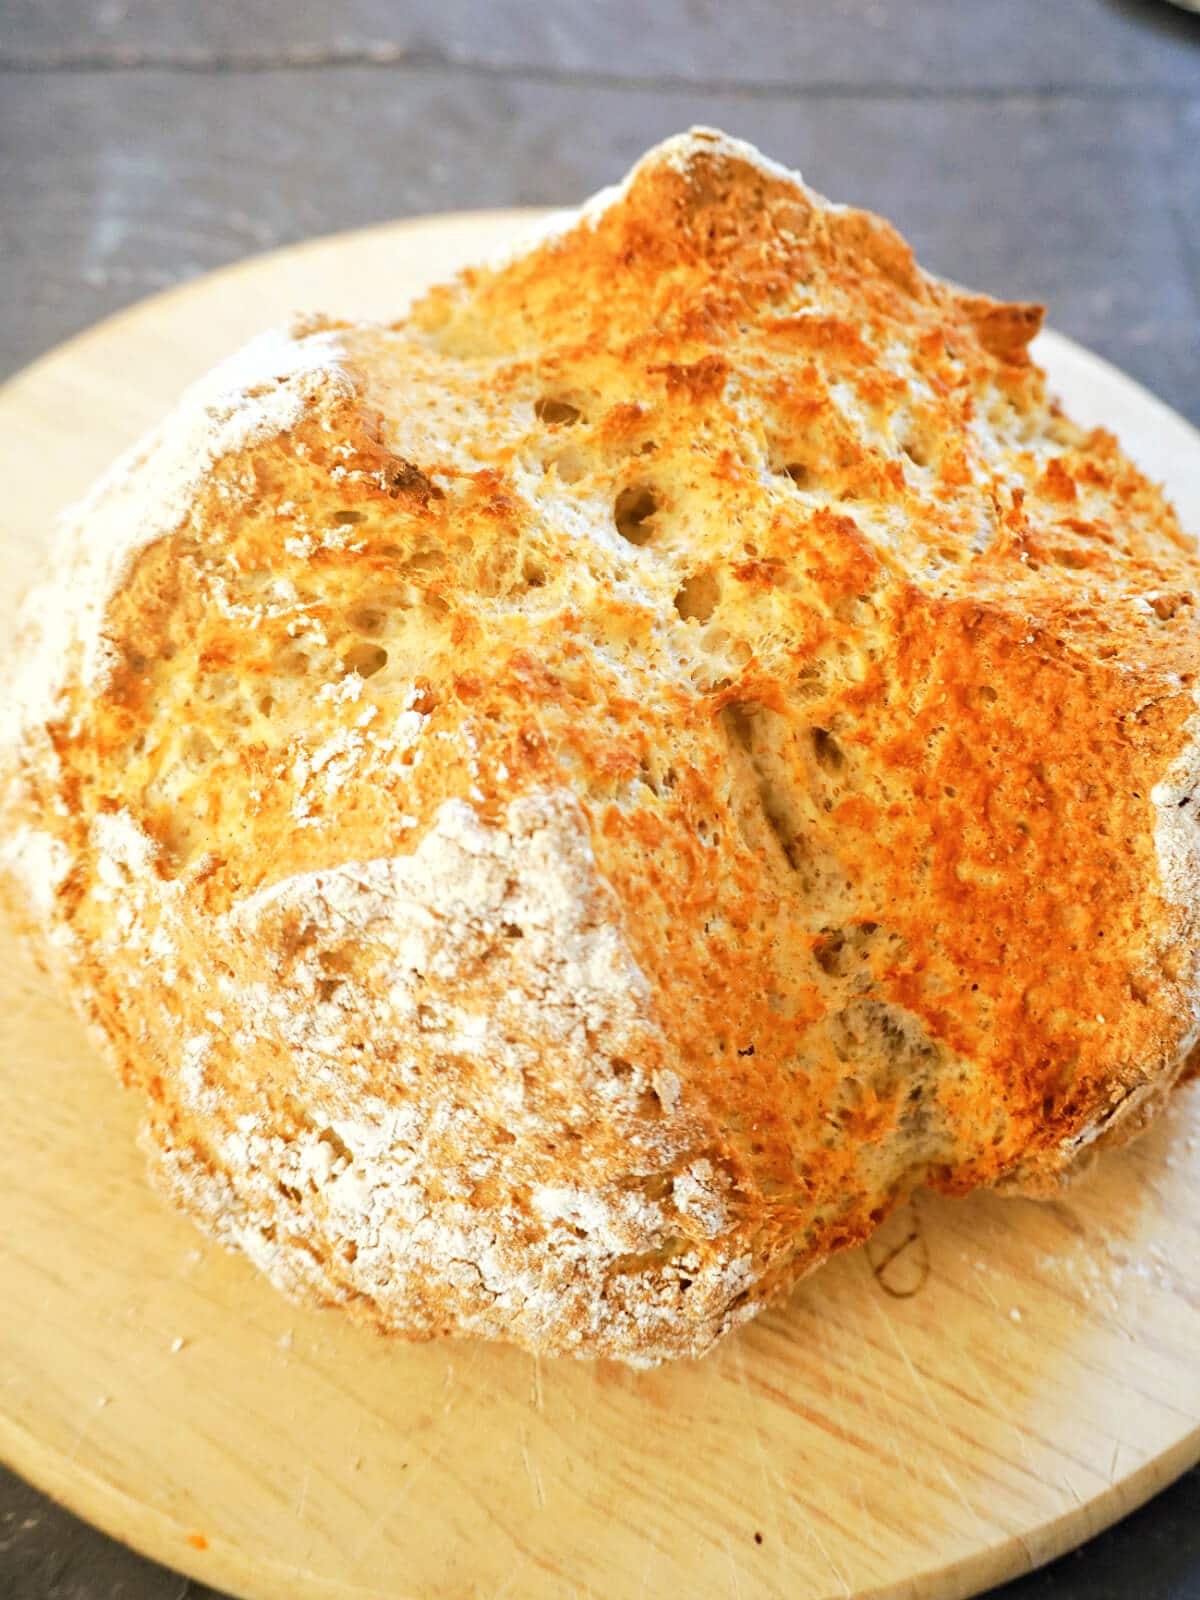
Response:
[868,1296,988,1539]
[520,1425,546,1510]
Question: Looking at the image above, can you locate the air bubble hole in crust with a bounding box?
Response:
[400,548,447,576]
[183,730,216,767]
[274,649,310,677]
[348,607,387,637]
[811,727,844,771]
[326,508,367,526]
[674,570,719,624]
[343,642,389,679]
[534,397,582,426]
[614,486,658,545]
[813,929,846,975]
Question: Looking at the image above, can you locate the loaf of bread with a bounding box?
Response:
[3,128,1198,1364]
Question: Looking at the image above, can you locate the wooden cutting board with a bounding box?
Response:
[3,212,1200,1600]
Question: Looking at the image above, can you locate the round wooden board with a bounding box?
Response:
[3,212,1200,1600]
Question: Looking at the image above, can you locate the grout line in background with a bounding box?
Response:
[0,46,1198,98]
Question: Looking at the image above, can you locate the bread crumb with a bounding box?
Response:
[6,126,1199,1366]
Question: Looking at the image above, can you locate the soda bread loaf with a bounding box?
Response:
[3,129,1199,1364]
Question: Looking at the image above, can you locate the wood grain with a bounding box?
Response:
[2,213,1200,1600]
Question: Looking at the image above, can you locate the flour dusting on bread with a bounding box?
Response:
[1,327,354,753]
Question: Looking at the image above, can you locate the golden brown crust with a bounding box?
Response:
[3,128,1199,1362]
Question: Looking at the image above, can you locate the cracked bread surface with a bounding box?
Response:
[3,127,1200,1363]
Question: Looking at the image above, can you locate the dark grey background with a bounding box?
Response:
[1,2,1199,1596]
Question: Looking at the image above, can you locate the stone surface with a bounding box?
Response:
[2,0,1199,89]
[1173,97,1200,313]
[2,0,1200,1595]
[0,1463,222,1598]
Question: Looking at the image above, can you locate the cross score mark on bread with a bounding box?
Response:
[3,128,1199,1364]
